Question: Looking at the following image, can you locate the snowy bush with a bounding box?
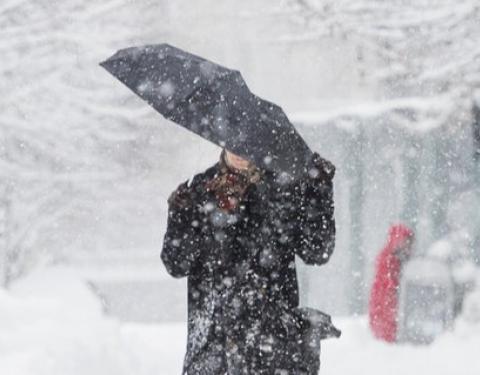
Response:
[0,267,136,375]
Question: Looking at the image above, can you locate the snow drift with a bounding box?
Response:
[1,266,479,375]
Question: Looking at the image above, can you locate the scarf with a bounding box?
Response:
[205,150,262,212]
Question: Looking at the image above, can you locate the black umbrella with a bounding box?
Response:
[100,43,312,180]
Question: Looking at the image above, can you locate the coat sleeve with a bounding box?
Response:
[160,180,205,278]
[293,154,336,266]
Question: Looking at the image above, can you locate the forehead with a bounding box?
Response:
[226,150,243,158]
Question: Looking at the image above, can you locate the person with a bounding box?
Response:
[161,149,337,374]
[368,224,414,343]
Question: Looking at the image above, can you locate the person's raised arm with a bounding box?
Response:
[161,180,204,278]
[293,153,336,266]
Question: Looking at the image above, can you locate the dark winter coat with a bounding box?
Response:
[161,153,336,374]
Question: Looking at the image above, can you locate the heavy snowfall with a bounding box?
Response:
[1,1,480,374]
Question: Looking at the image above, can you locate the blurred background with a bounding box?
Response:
[1,1,480,374]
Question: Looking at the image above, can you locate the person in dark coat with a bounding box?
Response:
[368,224,414,343]
[161,149,336,374]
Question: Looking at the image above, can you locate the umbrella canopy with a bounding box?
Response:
[100,43,312,179]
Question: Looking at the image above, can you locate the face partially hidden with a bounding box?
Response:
[225,150,251,171]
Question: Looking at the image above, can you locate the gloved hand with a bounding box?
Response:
[167,180,200,209]
[304,152,335,183]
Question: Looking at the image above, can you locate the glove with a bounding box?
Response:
[305,152,335,183]
[167,180,199,209]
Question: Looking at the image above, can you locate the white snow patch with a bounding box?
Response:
[2,267,480,375]
[291,96,454,132]
[0,266,185,375]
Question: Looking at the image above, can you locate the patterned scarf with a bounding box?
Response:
[205,150,262,211]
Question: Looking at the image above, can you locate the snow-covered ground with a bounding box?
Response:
[1,267,479,375]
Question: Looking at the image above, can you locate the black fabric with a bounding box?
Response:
[161,152,336,375]
[100,44,312,179]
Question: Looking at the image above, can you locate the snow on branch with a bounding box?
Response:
[0,0,164,285]
[287,0,480,99]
